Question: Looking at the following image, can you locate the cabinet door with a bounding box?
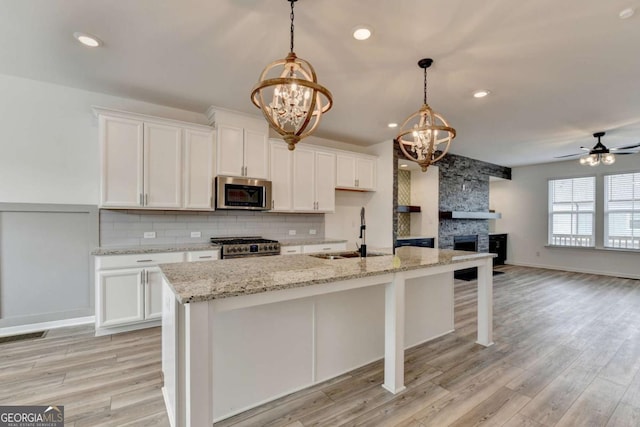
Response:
[315,151,336,212]
[97,269,144,328]
[302,242,347,254]
[336,154,357,189]
[186,250,220,262]
[144,123,182,208]
[184,129,215,209]
[292,147,316,211]
[100,115,144,207]
[356,157,376,190]
[216,124,245,177]
[145,267,164,320]
[244,129,269,179]
[269,140,293,211]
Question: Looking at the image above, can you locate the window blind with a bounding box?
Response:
[548,177,595,246]
[604,172,640,249]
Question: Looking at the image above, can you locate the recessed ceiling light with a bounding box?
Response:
[619,7,635,19]
[387,122,398,128]
[353,26,372,41]
[400,164,408,168]
[473,89,490,98]
[73,32,102,47]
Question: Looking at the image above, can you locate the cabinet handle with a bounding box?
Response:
[272,200,275,209]
[286,250,296,253]
[144,194,148,205]
[323,247,331,251]
[199,256,213,259]
[137,259,154,263]
[139,193,143,206]
[145,270,149,285]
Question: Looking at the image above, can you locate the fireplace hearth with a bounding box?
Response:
[454,234,478,280]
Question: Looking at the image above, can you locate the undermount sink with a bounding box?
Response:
[310,251,386,260]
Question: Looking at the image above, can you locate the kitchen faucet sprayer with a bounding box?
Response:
[359,207,367,257]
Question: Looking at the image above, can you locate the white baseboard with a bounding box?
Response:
[0,316,95,338]
[505,261,640,280]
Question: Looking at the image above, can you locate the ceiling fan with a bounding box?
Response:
[555,131,640,166]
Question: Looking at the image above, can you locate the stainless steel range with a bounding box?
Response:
[210,237,281,259]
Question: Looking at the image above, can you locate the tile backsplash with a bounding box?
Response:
[100,209,325,247]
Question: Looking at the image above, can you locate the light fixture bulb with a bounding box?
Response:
[353,26,372,40]
[619,7,635,19]
[579,156,588,165]
[602,153,616,165]
[387,123,398,128]
[73,32,101,47]
[473,90,490,98]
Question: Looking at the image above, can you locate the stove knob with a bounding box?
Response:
[229,247,236,253]
[242,247,247,252]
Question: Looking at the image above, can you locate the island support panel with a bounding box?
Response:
[162,257,493,426]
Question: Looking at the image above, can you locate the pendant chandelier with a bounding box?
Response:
[395,58,456,172]
[251,0,333,151]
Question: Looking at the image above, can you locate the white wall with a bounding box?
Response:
[410,166,439,243]
[315,138,389,250]
[0,74,208,205]
[364,140,394,250]
[490,155,640,279]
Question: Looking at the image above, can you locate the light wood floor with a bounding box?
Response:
[2,265,640,426]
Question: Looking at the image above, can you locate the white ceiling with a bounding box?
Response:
[2,0,640,167]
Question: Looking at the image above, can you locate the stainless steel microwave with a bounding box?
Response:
[215,176,272,210]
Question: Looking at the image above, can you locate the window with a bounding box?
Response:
[548,177,595,246]
[604,172,640,249]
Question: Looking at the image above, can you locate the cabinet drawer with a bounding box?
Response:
[186,250,220,262]
[96,252,185,269]
[302,243,347,254]
[281,246,302,255]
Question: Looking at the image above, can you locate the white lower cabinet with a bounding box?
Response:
[281,243,347,255]
[95,250,219,335]
[186,250,220,262]
[144,267,164,320]
[280,246,302,255]
[97,268,145,327]
[302,242,347,254]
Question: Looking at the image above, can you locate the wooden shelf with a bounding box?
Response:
[397,205,421,213]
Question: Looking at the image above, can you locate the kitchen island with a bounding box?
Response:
[160,247,495,426]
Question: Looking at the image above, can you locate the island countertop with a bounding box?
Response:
[160,247,495,304]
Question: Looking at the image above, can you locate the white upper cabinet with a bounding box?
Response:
[269,139,293,211]
[292,147,316,211]
[336,153,377,191]
[315,151,336,212]
[243,129,269,179]
[216,125,269,180]
[272,143,336,213]
[184,129,215,210]
[100,115,144,208]
[143,122,182,209]
[96,108,214,210]
[216,125,245,177]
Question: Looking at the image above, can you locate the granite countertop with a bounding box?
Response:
[161,247,495,304]
[92,243,220,256]
[279,238,348,246]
